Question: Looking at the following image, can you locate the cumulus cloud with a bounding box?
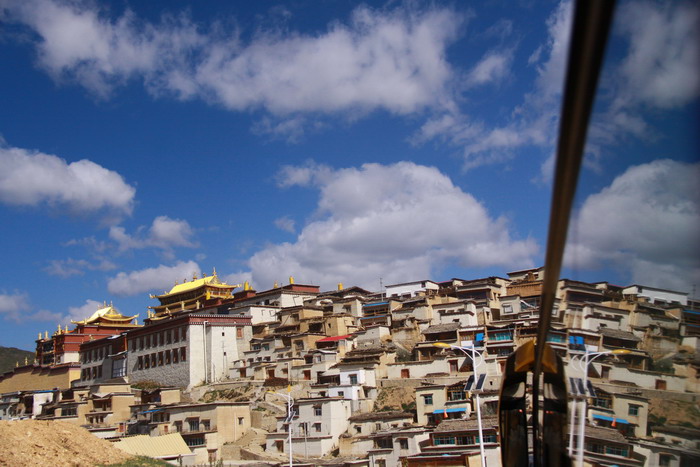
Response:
[0,292,31,323]
[465,50,512,88]
[413,0,573,171]
[0,144,136,218]
[585,1,700,164]
[566,159,700,292]
[615,0,699,110]
[274,216,296,234]
[0,291,74,324]
[109,215,197,257]
[107,260,201,296]
[44,257,116,278]
[2,0,461,121]
[248,161,537,290]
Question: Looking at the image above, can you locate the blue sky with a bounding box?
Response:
[0,0,698,350]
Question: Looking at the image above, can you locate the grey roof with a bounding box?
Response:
[652,425,700,437]
[584,425,628,443]
[423,322,461,334]
[599,327,642,341]
[433,417,498,433]
[348,411,413,422]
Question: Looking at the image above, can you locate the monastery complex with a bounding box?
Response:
[1,267,699,466]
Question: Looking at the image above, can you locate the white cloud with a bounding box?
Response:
[107,260,201,296]
[566,159,700,292]
[44,257,116,278]
[615,0,699,110]
[274,216,296,234]
[0,292,31,323]
[413,0,573,172]
[248,161,537,290]
[465,50,512,87]
[109,215,197,257]
[3,0,462,117]
[0,291,72,324]
[0,144,135,218]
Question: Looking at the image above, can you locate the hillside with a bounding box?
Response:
[0,345,34,374]
[0,419,133,466]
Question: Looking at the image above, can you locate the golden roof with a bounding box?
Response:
[157,269,238,298]
[71,302,137,325]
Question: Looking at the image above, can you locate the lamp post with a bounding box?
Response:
[568,348,630,467]
[268,389,295,467]
[434,342,487,467]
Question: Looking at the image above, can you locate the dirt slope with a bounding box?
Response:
[0,420,133,467]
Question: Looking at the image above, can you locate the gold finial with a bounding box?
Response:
[244,281,250,291]
[193,272,198,280]
[212,267,217,277]
[16,361,19,367]
[64,325,69,333]
[24,357,28,365]
[338,283,344,291]
[45,331,48,339]
[289,276,294,285]
[38,332,42,340]
[274,281,279,288]
[57,324,61,333]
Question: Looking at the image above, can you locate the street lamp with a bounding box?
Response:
[268,389,295,467]
[567,348,630,467]
[433,342,488,467]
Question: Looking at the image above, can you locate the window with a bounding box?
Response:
[355,425,361,434]
[144,355,150,369]
[166,330,171,344]
[449,360,458,372]
[236,327,243,338]
[189,419,200,432]
[238,417,244,425]
[314,405,322,416]
[398,438,409,450]
[422,394,433,405]
[185,436,205,447]
[502,304,513,314]
[158,352,164,366]
[457,435,475,445]
[165,351,171,364]
[349,374,358,384]
[151,353,156,367]
[313,423,321,432]
[659,454,672,466]
[202,419,210,431]
[181,327,187,340]
[181,347,187,362]
[655,379,667,390]
[401,369,410,378]
[173,348,179,363]
[434,436,456,445]
[338,391,344,397]
[628,404,640,416]
[375,438,392,449]
[174,330,179,343]
[605,445,629,457]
